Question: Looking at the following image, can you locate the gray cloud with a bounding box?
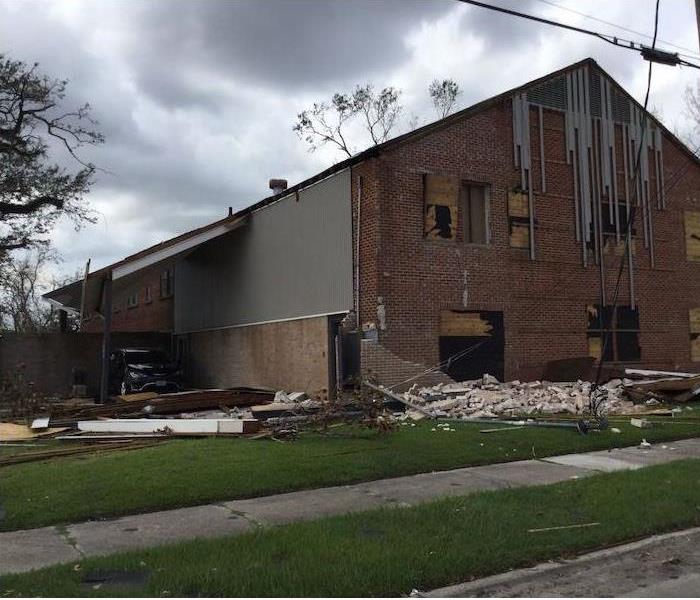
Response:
[0,0,696,278]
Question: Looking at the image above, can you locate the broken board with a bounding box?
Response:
[77,418,260,435]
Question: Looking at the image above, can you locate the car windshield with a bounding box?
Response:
[125,350,169,364]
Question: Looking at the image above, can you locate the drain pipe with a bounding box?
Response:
[355,175,362,317]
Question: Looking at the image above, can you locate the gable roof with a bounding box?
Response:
[45,57,698,306]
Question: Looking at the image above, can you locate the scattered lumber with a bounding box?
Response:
[0,441,162,467]
[45,387,274,425]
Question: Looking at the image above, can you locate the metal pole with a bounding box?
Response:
[78,258,91,331]
[99,275,112,403]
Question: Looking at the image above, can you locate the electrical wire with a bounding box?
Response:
[456,0,700,69]
[531,0,700,60]
[387,339,489,391]
[591,0,661,406]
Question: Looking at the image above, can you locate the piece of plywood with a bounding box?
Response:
[424,174,458,240]
[685,210,700,261]
[508,191,530,248]
[0,423,67,441]
[440,311,493,337]
[588,336,601,360]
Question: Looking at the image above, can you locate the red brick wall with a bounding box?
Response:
[82,265,174,333]
[353,97,700,382]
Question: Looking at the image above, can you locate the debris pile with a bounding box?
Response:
[398,368,700,419]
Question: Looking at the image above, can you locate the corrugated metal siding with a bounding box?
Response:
[174,169,352,333]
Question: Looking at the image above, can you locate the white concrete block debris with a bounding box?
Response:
[404,376,640,420]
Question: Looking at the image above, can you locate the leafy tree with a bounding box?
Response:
[0,55,103,254]
[293,84,402,157]
[429,78,461,119]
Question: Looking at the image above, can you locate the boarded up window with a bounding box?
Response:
[690,308,700,362]
[685,211,700,261]
[461,184,489,244]
[439,310,504,381]
[424,174,458,240]
[587,304,640,362]
[508,191,530,248]
[440,310,493,337]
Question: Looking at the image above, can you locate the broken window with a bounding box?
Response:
[424,174,458,240]
[690,308,700,362]
[587,304,640,362]
[126,291,139,308]
[461,183,489,244]
[160,268,174,298]
[597,202,636,256]
[685,211,700,262]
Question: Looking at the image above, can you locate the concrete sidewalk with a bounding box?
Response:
[3,437,700,576]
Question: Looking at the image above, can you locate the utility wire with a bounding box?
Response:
[592,0,661,404]
[456,0,700,69]
[531,0,700,60]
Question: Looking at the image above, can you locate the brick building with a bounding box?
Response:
[45,58,700,395]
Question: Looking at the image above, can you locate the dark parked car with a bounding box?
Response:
[109,348,182,395]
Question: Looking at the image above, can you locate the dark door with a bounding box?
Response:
[439,310,505,381]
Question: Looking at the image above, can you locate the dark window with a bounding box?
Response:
[144,285,152,304]
[160,268,174,298]
[460,183,489,244]
[587,304,640,362]
[126,291,139,308]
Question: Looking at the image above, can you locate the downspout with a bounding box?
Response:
[99,274,113,404]
[355,175,362,320]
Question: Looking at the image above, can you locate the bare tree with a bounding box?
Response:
[293,84,402,157]
[0,55,103,254]
[429,78,461,119]
[0,248,76,333]
[684,81,700,150]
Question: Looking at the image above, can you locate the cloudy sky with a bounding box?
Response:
[1,0,699,277]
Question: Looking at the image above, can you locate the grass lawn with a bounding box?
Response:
[2,459,700,597]
[1,406,699,532]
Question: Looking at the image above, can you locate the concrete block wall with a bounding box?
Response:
[0,332,171,397]
[361,339,454,391]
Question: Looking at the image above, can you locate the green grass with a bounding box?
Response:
[2,459,700,597]
[1,409,699,532]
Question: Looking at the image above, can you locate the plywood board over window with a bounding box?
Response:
[689,308,700,362]
[440,310,493,337]
[508,190,530,249]
[424,174,458,240]
[684,211,700,261]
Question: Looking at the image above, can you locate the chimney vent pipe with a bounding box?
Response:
[269,178,288,195]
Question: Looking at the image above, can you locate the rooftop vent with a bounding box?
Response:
[269,178,288,195]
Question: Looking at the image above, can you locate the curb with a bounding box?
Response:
[421,525,700,597]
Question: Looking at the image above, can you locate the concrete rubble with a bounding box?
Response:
[399,375,648,419]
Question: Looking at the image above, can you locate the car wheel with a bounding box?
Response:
[120,380,130,395]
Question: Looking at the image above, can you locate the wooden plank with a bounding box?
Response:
[625,368,699,379]
[625,374,700,392]
[77,418,260,435]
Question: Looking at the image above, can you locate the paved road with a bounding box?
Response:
[2,437,700,576]
[426,526,700,597]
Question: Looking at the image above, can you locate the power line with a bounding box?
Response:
[456,0,700,69]
[531,0,700,60]
[592,0,661,399]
